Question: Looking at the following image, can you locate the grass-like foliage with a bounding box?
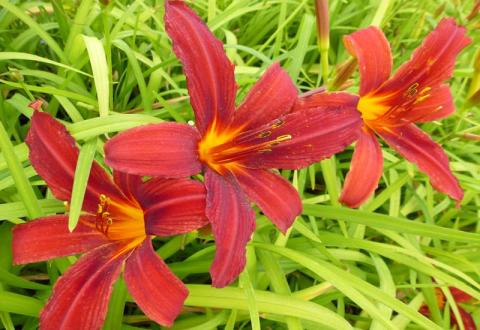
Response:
[0,0,479,329]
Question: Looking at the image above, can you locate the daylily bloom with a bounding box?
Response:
[297,18,471,208]
[12,111,208,329]
[419,287,477,330]
[105,0,362,287]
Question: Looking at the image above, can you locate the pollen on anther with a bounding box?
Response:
[275,134,292,142]
[258,148,272,153]
[405,83,419,97]
[257,131,272,138]
[271,118,285,129]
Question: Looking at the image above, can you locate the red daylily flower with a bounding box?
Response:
[419,287,477,330]
[296,19,471,208]
[104,0,362,287]
[12,111,208,329]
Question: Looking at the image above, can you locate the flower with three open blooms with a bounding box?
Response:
[419,287,477,330]
[105,0,362,287]
[296,18,471,208]
[12,111,209,329]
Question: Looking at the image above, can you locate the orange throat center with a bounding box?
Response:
[90,194,146,251]
[197,120,292,173]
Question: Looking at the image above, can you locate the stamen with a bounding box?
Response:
[419,87,431,95]
[405,83,419,97]
[258,148,272,153]
[271,118,285,128]
[95,194,113,236]
[257,131,272,138]
[64,201,70,212]
[275,134,292,142]
[413,94,431,104]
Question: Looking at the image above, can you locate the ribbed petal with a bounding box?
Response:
[339,128,383,208]
[294,91,359,110]
[27,111,128,213]
[412,85,455,123]
[234,168,301,233]
[136,177,208,237]
[379,124,463,202]
[245,105,362,169]
[205,169,256,288]
[165,0,236,134]
[124,239,188,326]
[12,215,106,265]
[105,123,202,178]
[232,63,297,130]
[377,18,471,96]
[343,26,392,95]
[40,242,126,330]
[113,171,142,200]
[452,307,476,330]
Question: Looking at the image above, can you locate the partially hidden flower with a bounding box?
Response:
[297,18,471,208]
[13,111,208,329]
[105,0,362,287]
[419,287,477,330]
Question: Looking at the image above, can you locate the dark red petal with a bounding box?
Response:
[113,171,142,200]
[294,91,359,111]
[105,123,202,178]
[246,102,362,169]
[27,111,128,213]
[339,128,383,208]
[12,215,107,265]
[40,242,126,330]
[379,124,463,202]
[205,169,255,288]
[450,287,474,303]
[124,239,188,326]
[412,85,455,123]
[136,177,208,237]
[232,63,297,130]
[451,307,477,330]
[234,168,301,233]
[376,18,471,95]
[343,26,392,95]
[165,0,236,134]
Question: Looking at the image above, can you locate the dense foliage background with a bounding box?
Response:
[0,0,479,329]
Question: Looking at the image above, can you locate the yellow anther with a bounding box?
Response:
[413,94,431,104]
[258,148,272,153]
[99,194,107,204]
[271,118,285,129]
[405,83,419,97]
[106,218,113,225]
[257,131,272,138]
[419,86,431,95]
[102,212,110,219]
[97,205,103,214]
[64,201,70,212]
[275,134,292,142]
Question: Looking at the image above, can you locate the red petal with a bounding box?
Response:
[27,111,128,213]
[343,26,392,95]
[450,287,474,303]
[205,169,256,287]
[40,242,126,330]
[232,63,297,130]
[379,124,463,201]
[451,307,477,330]
[339,128,383,208]
[136,177,208,237]
[165,0,236,134]
[105,123,202,178]
[124,239,188,326]
[411,85,455,123]
[294,91,359,110]
[12,215,107,265]
[113,171,142,200]
[246,102,362,169]
[376,18,471,95]
[234,168,301,233]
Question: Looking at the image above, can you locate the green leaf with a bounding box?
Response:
[68,138,97,231]
[83,35,110,117]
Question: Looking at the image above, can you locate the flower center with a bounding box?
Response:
[197,119,292,173]
[357,83,433,128]
[92,194,146,245]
